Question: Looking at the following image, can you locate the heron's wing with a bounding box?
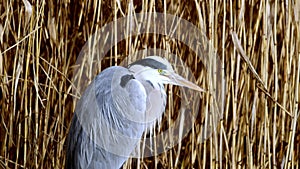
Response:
[65,66,147,169]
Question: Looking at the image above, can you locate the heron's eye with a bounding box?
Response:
[158,69,163,74]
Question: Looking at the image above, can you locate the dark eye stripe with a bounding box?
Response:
[129,58,167,70]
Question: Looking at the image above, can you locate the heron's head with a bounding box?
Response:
[128,56,204,92]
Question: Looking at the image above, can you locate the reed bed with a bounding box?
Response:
[0,0,299,168]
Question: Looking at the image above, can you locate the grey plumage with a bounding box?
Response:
[65,56,204,169]
[66,66,147,169]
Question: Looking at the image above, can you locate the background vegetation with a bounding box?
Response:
[0,0,299,168]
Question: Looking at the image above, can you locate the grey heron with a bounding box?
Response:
[65,56,204,169]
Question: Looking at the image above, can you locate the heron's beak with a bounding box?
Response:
[167,72,205,92]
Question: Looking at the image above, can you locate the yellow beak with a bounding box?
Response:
[166,72,205,92]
